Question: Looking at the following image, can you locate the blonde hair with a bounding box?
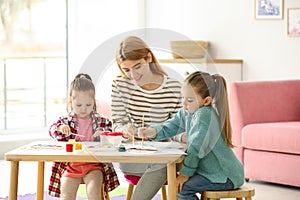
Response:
[116,36,167,77]
[185,71,234,148]
[67,73,97,113]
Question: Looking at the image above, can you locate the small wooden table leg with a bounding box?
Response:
[36,162,45,200]
[9,161,19,200]
[167,161,177,200]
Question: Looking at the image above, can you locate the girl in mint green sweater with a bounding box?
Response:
[138,71,244,200]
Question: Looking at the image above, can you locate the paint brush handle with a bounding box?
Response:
[141,115,144,147]
[128,147,157,151]
[70,132,86,138]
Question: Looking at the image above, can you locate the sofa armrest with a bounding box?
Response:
[228,82,245,162]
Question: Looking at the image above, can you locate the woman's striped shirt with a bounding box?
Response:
[111,75,182,131]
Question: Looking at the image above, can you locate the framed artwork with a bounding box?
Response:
[288,8,300,36]
[255,0,283,20]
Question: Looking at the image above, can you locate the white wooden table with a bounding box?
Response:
[5,141,185,200]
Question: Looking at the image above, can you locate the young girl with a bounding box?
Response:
[48,73,119,200]
[138,71,245,200]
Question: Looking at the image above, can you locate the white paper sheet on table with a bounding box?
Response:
[83,141,186,156]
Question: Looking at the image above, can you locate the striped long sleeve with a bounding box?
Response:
[111,75,182,132]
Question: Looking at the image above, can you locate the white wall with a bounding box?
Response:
[146,0,300,81]
[68,0,300,82]
[67,0,142,80]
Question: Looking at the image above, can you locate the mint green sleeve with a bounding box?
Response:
[150,108,186,141]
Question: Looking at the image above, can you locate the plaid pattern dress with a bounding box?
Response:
[48,111,120,198]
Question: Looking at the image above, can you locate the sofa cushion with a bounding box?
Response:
[242,122,300,155]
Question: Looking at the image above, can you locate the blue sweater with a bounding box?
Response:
[151,106,245,188]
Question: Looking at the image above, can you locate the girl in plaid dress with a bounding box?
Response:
[48,73,119,200]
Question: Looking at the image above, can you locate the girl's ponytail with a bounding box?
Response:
[213,74,234,148]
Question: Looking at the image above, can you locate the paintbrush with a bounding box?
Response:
[127,114,135,148]
[69,132,86,138]
[141,115,144,148]
[128,147,157,151]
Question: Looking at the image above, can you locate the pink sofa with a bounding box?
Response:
[228,79,300,187]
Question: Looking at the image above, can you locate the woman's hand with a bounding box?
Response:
[137,127,157,139]
[122,124,137,139]
[176,174,189,192]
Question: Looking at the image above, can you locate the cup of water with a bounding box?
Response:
[100,131,124,147]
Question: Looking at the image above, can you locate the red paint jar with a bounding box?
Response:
[66,143,73,152]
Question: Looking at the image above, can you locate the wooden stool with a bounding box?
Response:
[200,186,255,200]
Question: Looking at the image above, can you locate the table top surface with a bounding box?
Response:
[5,141,186,163]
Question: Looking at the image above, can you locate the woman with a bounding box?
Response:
[111,36,184,200]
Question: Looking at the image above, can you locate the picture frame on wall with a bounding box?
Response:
[255,0,283,20]
[288,8,300,36]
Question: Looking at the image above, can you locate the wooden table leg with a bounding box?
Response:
[36,162,45,200]
[167,161,177,200]
[9,161,19,200]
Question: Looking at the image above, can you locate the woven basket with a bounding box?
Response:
[170,40,209,59]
